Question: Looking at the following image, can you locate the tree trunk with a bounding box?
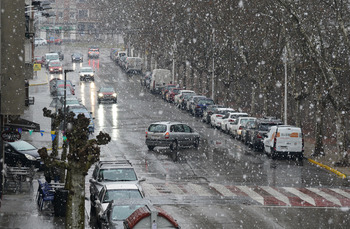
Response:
[66,168,86,229]
[336,110,349,165]
[250,82,257,115]
[313,98,325,156]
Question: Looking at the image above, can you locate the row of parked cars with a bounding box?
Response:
[110,48,143,74]
[89,160,180,228]
[143,80,304,160]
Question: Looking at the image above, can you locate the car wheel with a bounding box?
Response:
[147,145,155,151]
[193,138,200,149]
[170,140,178,151]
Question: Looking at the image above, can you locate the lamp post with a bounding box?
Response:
[283,47,288,125]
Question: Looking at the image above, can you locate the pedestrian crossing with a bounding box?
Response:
[140,182,350,207]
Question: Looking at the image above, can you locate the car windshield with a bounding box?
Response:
[100,88,115,93]
[46,54,59,60]
[103,190,142,202]
[98,168,137,181]
[50,62,61,67]
[260,123,280,131]
[198,99,214,105]
[148,124,167,133]
[112,205,145,221]
[81,68,92,72]
[9,141,36,151]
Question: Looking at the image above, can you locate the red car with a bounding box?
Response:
[166,88,182,103]
[34,56,44,65]
[48,61,63,74]
[47,38,62,45]
[57,84,75,95]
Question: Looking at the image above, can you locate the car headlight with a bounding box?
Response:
[59,68,62,70]
[98,93,103,97]
[24,154,36,161]
[112,93,117,97]
[90,74,94,76]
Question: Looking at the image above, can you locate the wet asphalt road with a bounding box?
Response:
[29,44,350,229]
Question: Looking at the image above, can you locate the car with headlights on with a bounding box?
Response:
[71,53,83,62]
[145,121,200,151]
[98,87,117,104]
[79,66,95,81]
[48,61,63,74]
[4,140,43,169]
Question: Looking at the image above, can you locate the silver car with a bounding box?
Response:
[145,121,200,151]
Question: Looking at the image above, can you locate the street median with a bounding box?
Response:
[307,158,347,179]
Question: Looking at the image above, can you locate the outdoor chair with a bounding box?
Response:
[37,180,55,210]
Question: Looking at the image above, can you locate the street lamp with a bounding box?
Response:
[63,69,74,134]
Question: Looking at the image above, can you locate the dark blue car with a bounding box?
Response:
[193,98,215,116]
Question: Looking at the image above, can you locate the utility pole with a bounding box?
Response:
[212,28,215,101]
[283,46,288,125]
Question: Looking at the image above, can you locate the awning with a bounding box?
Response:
[4,117,40,132]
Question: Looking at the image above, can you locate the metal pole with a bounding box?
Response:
[211,29,215,101]
[284,47,288,125]
[63,70,73,133]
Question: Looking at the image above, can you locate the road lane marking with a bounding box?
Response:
[261,186,291,206]
[187,183,212,196]
[307,188,341,206]
[209,183,236,197]
[283,187,315,206]
[331,188,350,199]
[237,186,264,205]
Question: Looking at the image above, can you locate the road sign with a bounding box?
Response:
[33,63,41,71]
[1,130,21,142]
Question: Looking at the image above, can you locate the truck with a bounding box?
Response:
[125,57,143,74]
[150,69,172,94]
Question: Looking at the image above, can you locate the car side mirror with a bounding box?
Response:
[89,178,96,183]
[139,177,146,182]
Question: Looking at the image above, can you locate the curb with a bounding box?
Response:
[307,158,347,179]
[29,72,49,86]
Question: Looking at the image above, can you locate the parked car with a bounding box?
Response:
[191,98,215,116]
[99,199,152,229]
[89,160,145,208]
[4,140,43,169]
[150,69,172,94]
[97,87,117,104]
[145,121,200,151]
[71,53,83,62]
[161,84,176,100]
[187,96,207,113]
[246,117,283,151]
[48,60,63,74]
[140,71,152,88]
[50,79,75,96]
[210,108,235,128]
[201,105,224,123]
[92,183,144,225]
[180,93,197,110]
[47,37,62,45]
[34,37,47,46]
[116,51,127,65]
[228,116,256,139]
[79,66,95,81]
[88,46,100,58]
[34,56,45,65]
[59,96,81,110]
[166,88,182,103]
[221,112,249,134]
[174,90,196,108]
[124,57,143,74]
[68,106,95,133]
[263,125,304,160]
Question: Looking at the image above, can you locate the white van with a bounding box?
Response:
[150,69,172,94]
[116,51,127,65]
[263,125,304,159]
[125,57,143,74]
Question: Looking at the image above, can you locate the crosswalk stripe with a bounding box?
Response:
[142,183,161,197]
[307,188,341,206]
[237,186,264,205]
[284,187,316,206]
[165,183,186,195]
[261,186,290,206]
[209,183,236,197]
[331,188,350,199]
[187,183,212,196]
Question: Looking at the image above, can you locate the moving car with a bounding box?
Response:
[97,87,117,104]
[44,53,60,67]
[4,140,42,169]
[263,125,304,159]
[79,66,95,81]
[89,160,145,209]
[71,53,83,62]
[48,61,63,74]
[88,46,100,58]
[47,37,62,45]
[145,121,200,151]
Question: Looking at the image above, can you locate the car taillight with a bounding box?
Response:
[165,132,170,139]
[273,136,277,151]
[196,105,200,108]
[257,133,262,138]
[145,131,148,138]
[239,126,243,130]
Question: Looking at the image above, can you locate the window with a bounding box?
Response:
[182,125,192,133]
